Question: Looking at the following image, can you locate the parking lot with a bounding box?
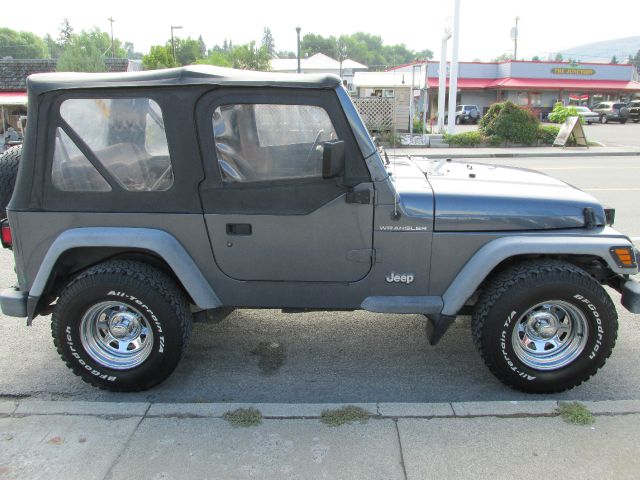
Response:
[0,153,639,405]
[453,120,640,147]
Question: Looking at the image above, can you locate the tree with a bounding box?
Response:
[58,18,74,46]
[610,55,618,64]
[554,52,563,62]
[123,41,143,60]
[531,55,540,61]
[199,51,232,68]
[630,49,640,73]
[300,31,432,68]
[261,27,275,57]
[198,35,207,58]
[173,37,204,65]
[44,33,64,59]
[56,27,127,72]
[142,45,175,70]
[230,41,270,70]
[492,52,513,62]
[0,28,47,58]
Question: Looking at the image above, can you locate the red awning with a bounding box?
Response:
[427,77,494,89]
[487,78,640,91]
[0,91,27,106]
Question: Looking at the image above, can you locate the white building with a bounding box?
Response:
[270,53,367,91]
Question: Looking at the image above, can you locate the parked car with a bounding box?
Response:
[573,106,599,124]
[0,67,639,394]
[591,102,630,123]
[628,100,640,123]
[446,105,481,124]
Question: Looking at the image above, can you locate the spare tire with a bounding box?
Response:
[0,145,21,216]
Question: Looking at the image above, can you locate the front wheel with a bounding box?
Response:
[600,114,608,124]
[52,260,192,391]
[472,260,617,393]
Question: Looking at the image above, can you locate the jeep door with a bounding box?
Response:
[196,88,374,282]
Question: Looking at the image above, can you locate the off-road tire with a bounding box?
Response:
[0,145,21,216]
[52,260,192,392]
[472,260,617,393]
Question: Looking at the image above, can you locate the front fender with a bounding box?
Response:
[441,229,637,316]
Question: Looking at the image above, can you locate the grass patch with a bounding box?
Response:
[557,402,595,425]
[222,407,262,427]
[320,405,370,427]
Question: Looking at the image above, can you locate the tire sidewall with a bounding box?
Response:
[482,279,615,391]
[54,275,184,390]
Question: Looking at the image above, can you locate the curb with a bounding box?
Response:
[3,399,640,419]
[404,150,640,159]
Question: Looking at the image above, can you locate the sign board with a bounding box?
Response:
[553,116,588,147]
[551,67,595,75]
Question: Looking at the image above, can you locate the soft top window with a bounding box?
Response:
[56,98,173,192]
[212,103,338,183]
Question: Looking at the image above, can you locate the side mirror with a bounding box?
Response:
[322,140,345,179]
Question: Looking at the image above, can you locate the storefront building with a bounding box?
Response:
[387,60,640,120]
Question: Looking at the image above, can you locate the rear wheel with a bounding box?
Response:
[52,260,192,391]
[600,114,608,124]
[620,119,627,124]
[472,260,617,393]
[0,145,21,216]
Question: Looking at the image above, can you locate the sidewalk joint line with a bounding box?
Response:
[394,419,408,480]
[101,403,150,480]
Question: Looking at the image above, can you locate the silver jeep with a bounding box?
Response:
[0,66,638,393]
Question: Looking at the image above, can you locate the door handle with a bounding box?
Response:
[226,223,252,235]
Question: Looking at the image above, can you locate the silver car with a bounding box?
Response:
[574,106,599,124]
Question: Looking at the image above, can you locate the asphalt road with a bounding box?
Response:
[455,121,640,147]
[0,154,639,403]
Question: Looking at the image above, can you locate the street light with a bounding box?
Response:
[296,26,301,74]
[171,26,183,66]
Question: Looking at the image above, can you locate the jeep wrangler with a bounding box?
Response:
[0,66,639,393]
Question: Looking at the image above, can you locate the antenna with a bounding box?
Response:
[391,54,400,220]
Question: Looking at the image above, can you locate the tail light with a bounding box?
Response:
[1,219,12,250]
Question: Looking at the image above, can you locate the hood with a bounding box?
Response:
[401,157,605,231]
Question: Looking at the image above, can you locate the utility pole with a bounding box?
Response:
[437,26,451,134]
[171,26,183,66]
[296,27,301,73]
[446,0,460,135]
[107,17,115,58]
[513,16,519,60]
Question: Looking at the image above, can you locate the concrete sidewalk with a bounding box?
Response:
[386,146,640,159]
[1,400,640,479]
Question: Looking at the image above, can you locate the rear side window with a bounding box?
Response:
[212,104,338,183]
[53,98,173,192]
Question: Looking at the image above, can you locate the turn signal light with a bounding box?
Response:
[1,220,12,250]
[610,246,637,268]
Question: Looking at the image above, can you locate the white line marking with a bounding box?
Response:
[583,188,640,192]
[540,166,640,171]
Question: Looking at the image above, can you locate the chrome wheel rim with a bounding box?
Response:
[80,301,154,370]
[511,300,588,371]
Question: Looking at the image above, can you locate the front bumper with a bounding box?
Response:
[621,278,640,314]
[0,287,27,317]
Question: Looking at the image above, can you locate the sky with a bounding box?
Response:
[6,0,640,62]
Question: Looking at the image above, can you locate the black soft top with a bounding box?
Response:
[27,65,342,95]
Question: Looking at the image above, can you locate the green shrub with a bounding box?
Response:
[537,125,560,144]
[443,131,482,147]
[485,135,504,147]
[413,117,430,133]
[479,101,539,145]
[376,129,401,145]
[548,102,582,124]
